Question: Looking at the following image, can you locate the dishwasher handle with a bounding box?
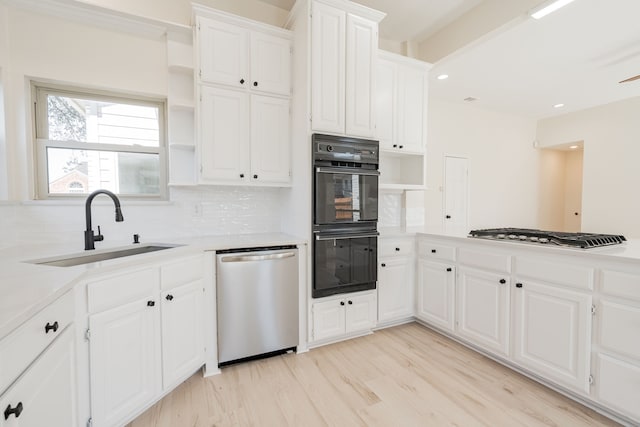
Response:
[219,251,296,263]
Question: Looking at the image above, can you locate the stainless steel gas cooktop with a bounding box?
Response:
[468,228,626,249]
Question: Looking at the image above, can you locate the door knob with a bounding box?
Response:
[499,279,506,284]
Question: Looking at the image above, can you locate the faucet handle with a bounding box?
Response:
[95,226,104,242]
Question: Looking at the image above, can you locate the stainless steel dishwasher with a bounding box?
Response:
[216,246,299,366]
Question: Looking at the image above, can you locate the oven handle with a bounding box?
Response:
[316,166,380,177]
[315,232,379,241]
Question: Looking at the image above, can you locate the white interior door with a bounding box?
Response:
[444,156,469,233]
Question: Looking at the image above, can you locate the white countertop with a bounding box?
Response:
[0,232,307,340]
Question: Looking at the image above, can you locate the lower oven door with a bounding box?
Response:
[313,230,378,298]
[314,166,379,224]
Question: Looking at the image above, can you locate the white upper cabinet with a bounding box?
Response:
[311,1,382,138]
[376,51,430,153]
[250,95,291,183]
[198,16,291,96]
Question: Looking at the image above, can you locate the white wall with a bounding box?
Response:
[0,3,8,200]
[537,148,565,231]
[0,4,287,246]
[537,97,640,237]
[426,98,539,230]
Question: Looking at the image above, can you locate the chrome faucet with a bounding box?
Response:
[84,189,124,250]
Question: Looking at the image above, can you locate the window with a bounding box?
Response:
[33,84,166,199]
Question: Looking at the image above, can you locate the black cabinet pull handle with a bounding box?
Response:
[340,301,345,306]
[147,301,155,307]
[253,81,258,87]
[240,173,245,178]
[44,321,59,334]
[499,279,506,284]
[4,402,23,420]
[165,294,174,301]
[253,174,258,179]
[431,249,436,253]
[515,283,523,288]
[381,263,386,267]
[240,78,245,84]
[446,267,452,272]
[348,300,353,305]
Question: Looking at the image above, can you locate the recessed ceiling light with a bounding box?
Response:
[437,74,449,80]
[553,103,565,108]
[569,145,578,149]
[464,97,477,102]
[530,0,576,20]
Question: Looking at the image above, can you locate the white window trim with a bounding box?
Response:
[32,82,168,200]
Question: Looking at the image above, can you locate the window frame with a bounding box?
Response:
[32,82,168,200]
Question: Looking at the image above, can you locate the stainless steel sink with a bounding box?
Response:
[29,244,181,267]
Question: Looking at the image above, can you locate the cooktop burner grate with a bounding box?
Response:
[468,228,626,249]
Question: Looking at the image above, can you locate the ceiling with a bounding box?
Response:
[430,0,640,118]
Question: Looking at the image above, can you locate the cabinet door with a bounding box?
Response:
[345,14,376,138]
[199,86,250,183]
[161,280,205,391]
[417,260,455,331]
[345,293,377,333]
[0,326,76,427]
[89,298,161,427]
[513,280,592,394]
[457,268,510,356]
[312,299,345,341]
[378,257,414,323]
[397,66,426,152]
[311,2,345,134]
[376,58,395,149]
[198,17,248,88]
[595,353,640,422]
[250,95,290,184]
[250,32,291,96]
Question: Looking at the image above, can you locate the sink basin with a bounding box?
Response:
[29,244,181,267]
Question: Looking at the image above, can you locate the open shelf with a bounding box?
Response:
[379,151,425,189]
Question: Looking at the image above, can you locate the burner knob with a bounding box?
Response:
[497,234,506,239]
[508,235,517,239]
[518,235,528,241]
[539,238,549,244]
[326,145,334,152]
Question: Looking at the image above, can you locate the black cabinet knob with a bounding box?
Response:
[395,247,400,251]
[445,215,451,219]
[4,402,23,420]
[446,267,452,272]
[240,173,245,178]
[348,300,353,305]
[45,321,59,334]
[499,279,506,284]
[253,174,258,179]
[340,301,345,306]
[381,263,386,267]
[515,283,523,288]
[147,301,155,307]
[431,249,436,253]
[240,78,245,84]
[253,81,258,87]
[393,144,398,148]
[399,145,404,149]
[165,294,174,301]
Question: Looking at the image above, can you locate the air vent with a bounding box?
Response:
[464,97,477,102]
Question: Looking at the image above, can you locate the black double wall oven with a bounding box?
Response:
[312,133,379,298]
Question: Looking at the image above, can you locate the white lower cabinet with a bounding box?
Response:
[457,268,510,356]
[311,292,376,342]
[378,257,414,323]
[512,279,592,394]
[89,296,162,427]
[0,326,76,427]
[416,259,455,332]
[160,280,205,390]
[595,353,640,421]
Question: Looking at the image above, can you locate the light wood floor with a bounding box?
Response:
[128,323,620,427]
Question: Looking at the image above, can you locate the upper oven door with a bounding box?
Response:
[314,166,379,225]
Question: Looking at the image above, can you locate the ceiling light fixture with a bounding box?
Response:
[437,74,449,80]
[553,103,565,108]
[530,0,576,20]
[569,145,579,149]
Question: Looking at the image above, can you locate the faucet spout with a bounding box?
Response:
[85,189,124,250]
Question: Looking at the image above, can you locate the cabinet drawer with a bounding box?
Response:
[596,353,640,421]
[459,248,511,273]
[87,268,159,313]
[379,238,414,258]
[515,257,593,290]
[161,255,204,291]
[418,240,456,262]
[600,269,640,302]
[0,290,74,395]
[599,300,640,360]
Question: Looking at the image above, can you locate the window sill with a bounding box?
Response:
[21,200,174,207]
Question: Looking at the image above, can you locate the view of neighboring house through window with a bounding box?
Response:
[33,84,166,199]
